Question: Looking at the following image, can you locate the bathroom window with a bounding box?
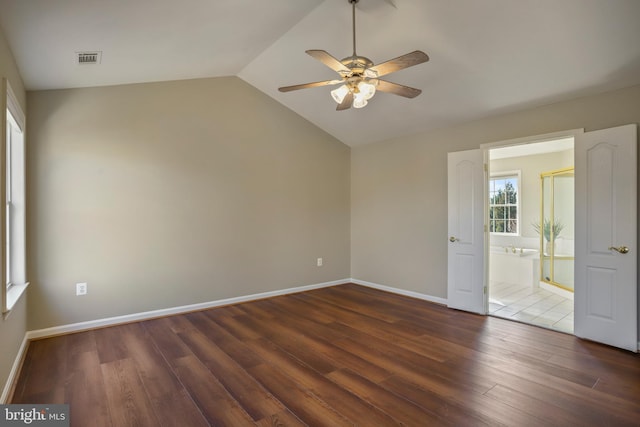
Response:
[489,173,519,234]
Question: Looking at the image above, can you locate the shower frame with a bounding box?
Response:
[539,167,574,292]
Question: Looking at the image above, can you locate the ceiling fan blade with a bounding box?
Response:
[278,79,344,92]
[367,50,429,78]
[306,50,351,75]
[375,79,422,98]
[336,91,353,111]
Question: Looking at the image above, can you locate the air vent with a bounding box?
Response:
[76,51,102,65]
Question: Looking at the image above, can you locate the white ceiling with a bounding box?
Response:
[1,0,640,147]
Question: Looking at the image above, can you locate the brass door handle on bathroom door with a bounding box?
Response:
[608,246,630,254]
[449,236,460,243]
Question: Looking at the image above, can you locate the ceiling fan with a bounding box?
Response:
[278,0,429,111]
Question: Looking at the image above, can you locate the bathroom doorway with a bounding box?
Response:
[487,137,575,333]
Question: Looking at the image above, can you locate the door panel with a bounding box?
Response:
[448,149,485,314]
[587,144,615,253]
[455,255,474,293]
[586,267,615,320]
[575,124,637,352]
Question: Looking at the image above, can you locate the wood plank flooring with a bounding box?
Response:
[11,283,640,426]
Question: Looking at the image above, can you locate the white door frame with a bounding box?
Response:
[481,129,584,156]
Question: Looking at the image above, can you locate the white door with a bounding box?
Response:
[575,124,637,352]
[447,149,486,314]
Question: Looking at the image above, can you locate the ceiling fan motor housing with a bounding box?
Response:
[340,55,374,76]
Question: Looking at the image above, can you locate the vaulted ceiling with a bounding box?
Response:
[1,0,639,146]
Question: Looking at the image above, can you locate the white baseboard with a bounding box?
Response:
[350,278,448,306]
[26,278,349,341]
[23,278,447,342]
[1,334,29,403]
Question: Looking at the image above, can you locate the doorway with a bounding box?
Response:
[487,137,575,334]
[448,125,637,351]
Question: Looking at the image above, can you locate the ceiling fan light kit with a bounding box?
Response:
[278,0,429,111]
[331,79,376,108]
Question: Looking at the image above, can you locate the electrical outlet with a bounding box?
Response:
[317,258,323,267]
[76,282,87,296]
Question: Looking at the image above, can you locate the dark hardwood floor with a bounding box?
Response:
[11,283,640,426]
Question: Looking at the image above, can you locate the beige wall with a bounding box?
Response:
[351,84,640,306]
[0,27,27,401]
[27,76,350,330]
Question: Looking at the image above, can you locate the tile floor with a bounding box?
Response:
[489,280,574,334]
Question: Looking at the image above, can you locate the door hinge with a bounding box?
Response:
[484,163,488,172]
[484,225,487,232]
[484,286,487,294]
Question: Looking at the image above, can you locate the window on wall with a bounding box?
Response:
[2,78,27,314]
[489,173,519,234]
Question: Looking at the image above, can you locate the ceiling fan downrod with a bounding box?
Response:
[343,0,373,75]
[350,0,359,57]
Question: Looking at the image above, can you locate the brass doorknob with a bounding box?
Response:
[449,236,460,243]
[608,246,630,254]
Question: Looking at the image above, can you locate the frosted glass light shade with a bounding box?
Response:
[353,96,368,109]
[357,81,376,100]
[331,85,350,103]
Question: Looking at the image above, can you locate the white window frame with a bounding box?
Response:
[2,78,28,315]
[488,170,521,236]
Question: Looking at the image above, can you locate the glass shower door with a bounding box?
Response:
[540,168,574,292]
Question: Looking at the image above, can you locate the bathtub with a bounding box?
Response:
[490,246,539,288]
